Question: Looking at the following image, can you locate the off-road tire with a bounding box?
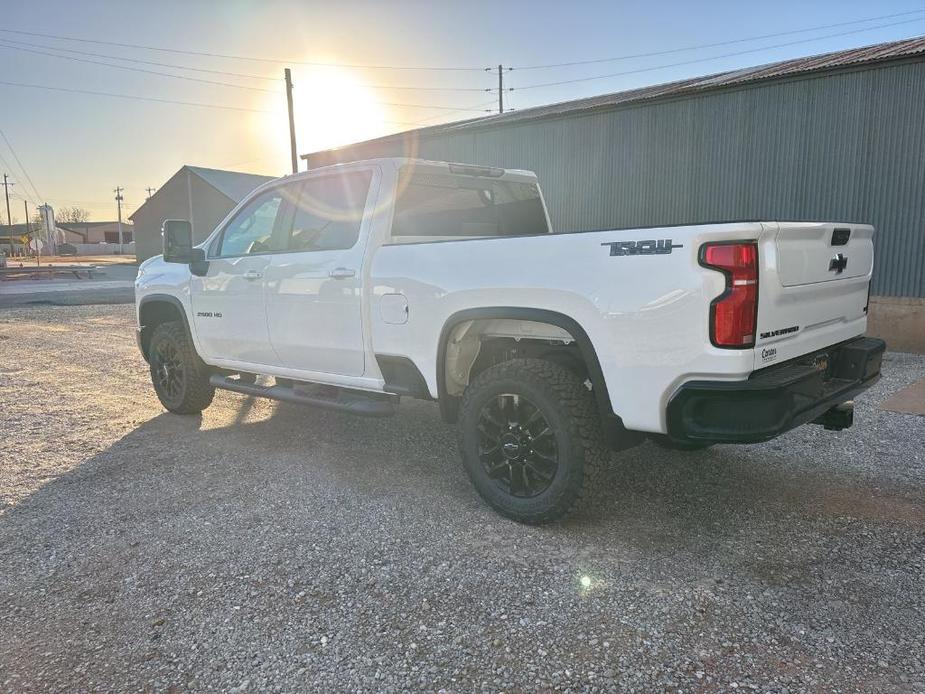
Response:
[148,320,215,414]
[458,358,609,524]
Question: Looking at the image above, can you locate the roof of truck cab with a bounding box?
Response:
[300,157,539,181]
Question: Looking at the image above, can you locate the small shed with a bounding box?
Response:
[130,166,274,261]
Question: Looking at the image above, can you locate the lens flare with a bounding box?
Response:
[259,65,387,164]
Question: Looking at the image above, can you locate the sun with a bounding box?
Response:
[261,66,387,161]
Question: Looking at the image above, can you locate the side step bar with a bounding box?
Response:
[209,375,398,418]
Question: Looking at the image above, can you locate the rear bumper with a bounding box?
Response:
[666,336,885,444]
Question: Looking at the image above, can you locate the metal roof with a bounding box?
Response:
[185,166,275,203]
[129,166,275,222]
[305,34,925,158]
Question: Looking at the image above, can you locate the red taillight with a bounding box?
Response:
[700,242,759,348]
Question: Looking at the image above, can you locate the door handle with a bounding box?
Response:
[243,269,263,280]
[329,267,356,280]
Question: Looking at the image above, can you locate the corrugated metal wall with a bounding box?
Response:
[313,59,925,297]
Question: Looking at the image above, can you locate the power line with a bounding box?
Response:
[0,40,283,93]
[0,78,278,113]
[355,83,487,92]
[0,127,41,203]
[402,99,497,129]
[0,79,493,135]
[0,148,21,195]
[0,163,37,208]
[0,36,490,92]
[515,17,925,90]
[0,36,280,81]
[0,47,491,112]
[378,101,492,112]
[514,8,925,70]
[34,198,116,206]
[0,26,485,71]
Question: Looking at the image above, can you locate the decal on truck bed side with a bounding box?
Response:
[602,239,683,256]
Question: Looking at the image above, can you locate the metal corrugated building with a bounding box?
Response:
[306,36,925,319]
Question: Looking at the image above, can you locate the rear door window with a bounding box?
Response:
[287,171,372,252]
[391,171,548,239]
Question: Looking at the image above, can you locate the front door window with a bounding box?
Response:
[214,190,288,257]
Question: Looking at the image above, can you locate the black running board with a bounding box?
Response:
[209,375,398,417]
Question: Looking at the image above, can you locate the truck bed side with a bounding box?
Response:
[370,222,773,433]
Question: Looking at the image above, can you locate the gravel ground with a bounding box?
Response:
[1,304,924,693]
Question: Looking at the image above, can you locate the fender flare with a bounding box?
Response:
[436,307,615,423]
[137,294,194,361]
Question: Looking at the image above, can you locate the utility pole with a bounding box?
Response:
[497,64,505,114]
[114,186,124,252]
[2,174,14,255]
[145,187,156,199]
[284,68,298,174]
[24,199,38,264]
[485,65,511,115]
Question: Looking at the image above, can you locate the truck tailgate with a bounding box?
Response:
[754,222,873,370]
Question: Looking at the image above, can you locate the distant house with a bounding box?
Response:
[58,221,134,245]
[1,223,33,255]
[130,165,275,262]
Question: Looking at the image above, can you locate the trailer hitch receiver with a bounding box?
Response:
[813,401,854,431]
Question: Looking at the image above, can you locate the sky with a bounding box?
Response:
[0,0,924,221]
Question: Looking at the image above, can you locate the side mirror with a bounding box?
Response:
[162,219,209,276]
[163,219,194,263]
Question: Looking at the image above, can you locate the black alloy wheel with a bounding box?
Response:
[477,393,559,498]
[457,358,608,524]
[147,321,215,414]
[151,339,184,401]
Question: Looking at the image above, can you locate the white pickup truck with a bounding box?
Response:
[135,157,884,523]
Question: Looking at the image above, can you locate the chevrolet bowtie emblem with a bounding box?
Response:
[829,253,848,274]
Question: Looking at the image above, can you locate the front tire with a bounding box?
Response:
[148,321,215,414]
[458,358,608,524]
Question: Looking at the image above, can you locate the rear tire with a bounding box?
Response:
[148,320,215,414]
[458,358,608,524]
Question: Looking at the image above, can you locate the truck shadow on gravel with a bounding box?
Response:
[3,395,922,557]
